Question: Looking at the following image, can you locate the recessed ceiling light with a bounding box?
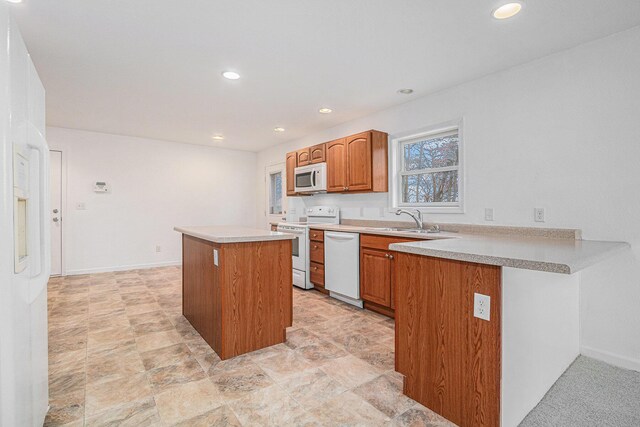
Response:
[5,0,23,3]
[212,135,224,140]
[492,2,522,19]
[397,88,414,94]
[274,127,285,132]
[221,71,240,80]
[318,108,333,114]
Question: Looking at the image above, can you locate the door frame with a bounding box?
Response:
[50,149,66,276]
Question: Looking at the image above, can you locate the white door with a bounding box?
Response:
[50,150,62,275]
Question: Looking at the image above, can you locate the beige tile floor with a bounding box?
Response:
[45,266,454,426]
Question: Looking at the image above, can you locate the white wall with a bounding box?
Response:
[47,127,258,274]
[256,27,640,369]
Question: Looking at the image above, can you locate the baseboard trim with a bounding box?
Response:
[581,345,640,372]
[64,260,181,276]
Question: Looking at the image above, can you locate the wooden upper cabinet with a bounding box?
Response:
[289,129,388,194]
[346,132,373,191]
[326,130,388,193]
[309,144,326,164]
[360,248,392,307]
[297,148,311,166]
[326,138,348,192]
[286,151,297,196]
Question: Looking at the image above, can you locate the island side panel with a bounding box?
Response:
[182,234,223,354]
[220,239,292,359]
[394,252,501,427]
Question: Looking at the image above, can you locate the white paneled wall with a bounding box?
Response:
[256,27,640,370]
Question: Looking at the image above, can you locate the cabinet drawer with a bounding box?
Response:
[310,241,324,264]
[309,229,324,242]
[310,262,325,286]
[360,233,419,251]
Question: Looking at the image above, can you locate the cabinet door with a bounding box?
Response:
[346,131,373,191]
[297,148,311,166]
[326,138,347,192]
[360,248,392,307]
[286,151,297,196]
[310,143,326,164]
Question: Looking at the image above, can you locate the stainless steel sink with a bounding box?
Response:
[364,227,440,235]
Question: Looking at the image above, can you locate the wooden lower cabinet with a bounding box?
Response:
[359,234,419,317]
[182,235,293,359]
[360,248,392,307]
[309,229,327,293]
[394,252,501,427]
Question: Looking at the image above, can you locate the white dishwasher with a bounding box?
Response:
[324,231,363,308]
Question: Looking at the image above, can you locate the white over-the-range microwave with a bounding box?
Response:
[294,163,327,193]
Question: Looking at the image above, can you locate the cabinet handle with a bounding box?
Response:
[389,254,394,260]
[313,245,318,249]
[385,253,390,258]
[313,266,318,271]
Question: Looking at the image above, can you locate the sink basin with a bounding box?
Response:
[364,227,409,231]
[364,227,440,235]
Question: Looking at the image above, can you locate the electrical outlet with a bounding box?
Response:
[213,249,219,266]
[484,208,494,221]
[474,293,491,321]
[534,207,545,222]
[155,245,161,253]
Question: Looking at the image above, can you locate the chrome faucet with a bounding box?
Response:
[395,209,423,230]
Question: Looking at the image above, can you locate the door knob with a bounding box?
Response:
[53,209,59,213]
[52,217,59,222]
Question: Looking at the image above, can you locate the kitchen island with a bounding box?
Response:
[174,226,295,360]
[389,235,629,427]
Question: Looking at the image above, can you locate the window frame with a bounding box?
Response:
[265,162,287,223]
[389,119,465,213]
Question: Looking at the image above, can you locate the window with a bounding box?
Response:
[269,171,283,215]
[266,163,286,222]
[390,122,463,212]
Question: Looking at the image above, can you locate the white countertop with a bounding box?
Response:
[174,226,296,244]
[307,223,628,274]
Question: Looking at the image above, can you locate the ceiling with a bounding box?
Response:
[11,0,640,152]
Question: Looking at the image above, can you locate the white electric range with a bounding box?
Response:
[277,206,339,289]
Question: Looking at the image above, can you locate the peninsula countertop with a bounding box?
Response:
[174,225,296,244]
[305,223,628,274]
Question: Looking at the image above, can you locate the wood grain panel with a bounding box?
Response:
[182,235,222,352]
[371,130,389,192]
[394,253,501,427]
[345,131,372,191]
[221,240,292,359]
[309,229,324,242]
[326,138,347,192]
[286,151,297,196]
[297,148,310,166]
[309,261,325,286]
[360,233,420,251]
[360,248,392,307]
[182,236,292,360]
[310,241,324,264]
[310,143,326,163]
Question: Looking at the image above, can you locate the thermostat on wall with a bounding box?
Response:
[94,181,109,193]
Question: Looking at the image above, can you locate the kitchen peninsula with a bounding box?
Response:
[174,226,295,359]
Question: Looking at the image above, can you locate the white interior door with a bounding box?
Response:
[50,150,62,276]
